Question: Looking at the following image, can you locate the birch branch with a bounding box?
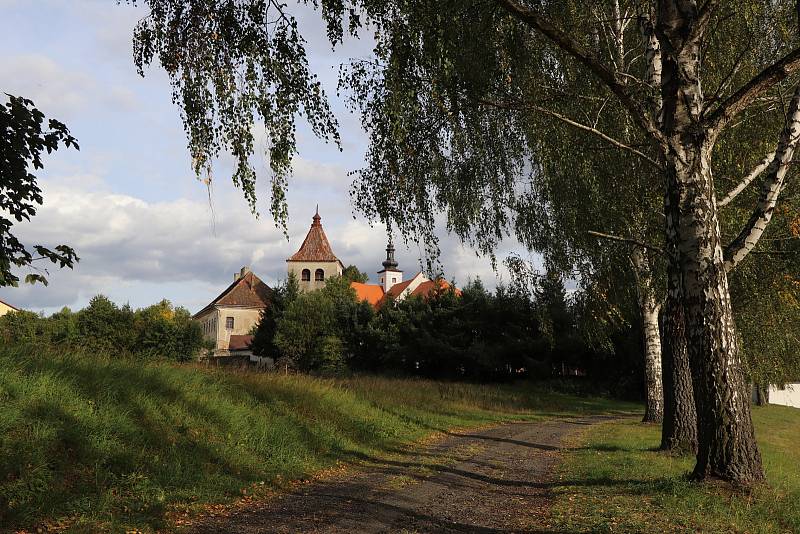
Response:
[718,150,776,207]
[526,105,662,170]
[475,97,660,169]
[706,47,800,134]
[685,0,722,49]
[494,0,665,145]
[587,230,663,253]
[724,85,800,271]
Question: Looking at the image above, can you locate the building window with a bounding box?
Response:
[391,277,397,284]
[315,269,324,281]
[301,269,311,281]
[225,317,234,329]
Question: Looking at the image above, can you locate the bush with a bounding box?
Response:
[0,296,206,361]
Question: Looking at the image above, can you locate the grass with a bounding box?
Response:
[0,346,637,533]
[551,405,800,533]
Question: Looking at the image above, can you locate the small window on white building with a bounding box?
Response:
[226,317,234,329]
[391,277,397,284]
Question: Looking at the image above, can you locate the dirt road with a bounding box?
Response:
[191,417,602,533]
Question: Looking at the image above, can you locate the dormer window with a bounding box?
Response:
[301,269,311,281]
[315,269,325,281]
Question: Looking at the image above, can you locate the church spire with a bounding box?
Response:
[382,235,399,271]
[377,233,403,292]
[311,205,321,227]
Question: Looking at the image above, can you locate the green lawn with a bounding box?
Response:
[551,405,800,533]
[0,346,636,533]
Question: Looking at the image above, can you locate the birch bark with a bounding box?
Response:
[658,0,763,482]
[632,247,664,423]
[660,204,697,452]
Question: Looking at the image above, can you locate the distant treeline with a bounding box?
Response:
[253,273,644,395]
[0,275,646,396]
[0,296,207,360]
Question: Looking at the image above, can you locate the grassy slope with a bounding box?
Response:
[551,406,800,533]
[0,347,637,532]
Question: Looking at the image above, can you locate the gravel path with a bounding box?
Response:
[190,417,604,533]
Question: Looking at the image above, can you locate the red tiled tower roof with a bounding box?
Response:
[287,210,340,263]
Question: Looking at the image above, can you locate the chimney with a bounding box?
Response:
[234,266,251,282]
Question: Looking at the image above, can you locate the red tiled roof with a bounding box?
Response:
[375,279,414,308]
[377,277,460,308]
[410,279,461,298]
[287,211,340,263]
[228,334,254,351]
[351,282,384,306]
[193,271,272,318]
[386,279,413,298]
[0,299,19,311]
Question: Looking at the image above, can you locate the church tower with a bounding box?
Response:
[377,237,403,292]
[286,208,344,292]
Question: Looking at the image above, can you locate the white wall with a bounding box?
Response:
[769,384,800,409]
[378,270,403,293]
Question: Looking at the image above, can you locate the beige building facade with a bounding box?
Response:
[196,305,262,353]
[193,267,273,357]
[287,259,343,292]
[0,299,19,317]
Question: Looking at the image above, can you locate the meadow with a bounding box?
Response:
[552,405,800,532]
[0,346,634,532]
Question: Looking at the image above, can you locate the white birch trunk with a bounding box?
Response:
[631,247,664,423]
[642,297,663,423]
[658,0,763,483]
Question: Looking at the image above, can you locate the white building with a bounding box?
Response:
[767,384,800,409]
[351,239,459,308]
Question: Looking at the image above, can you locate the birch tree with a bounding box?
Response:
[131,0,800,484]
[344,0,800,483]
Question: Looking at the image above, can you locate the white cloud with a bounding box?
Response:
[0,54,95,117]
[0,1,537,315]
[0,52,144,119]
[2,172,524,315]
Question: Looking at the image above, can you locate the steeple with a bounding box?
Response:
[286,207,344,292]
[311,205,321,227]
[377,234,402,292]
[382,236,399,271]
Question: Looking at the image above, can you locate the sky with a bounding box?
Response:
[0,0,535,315]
